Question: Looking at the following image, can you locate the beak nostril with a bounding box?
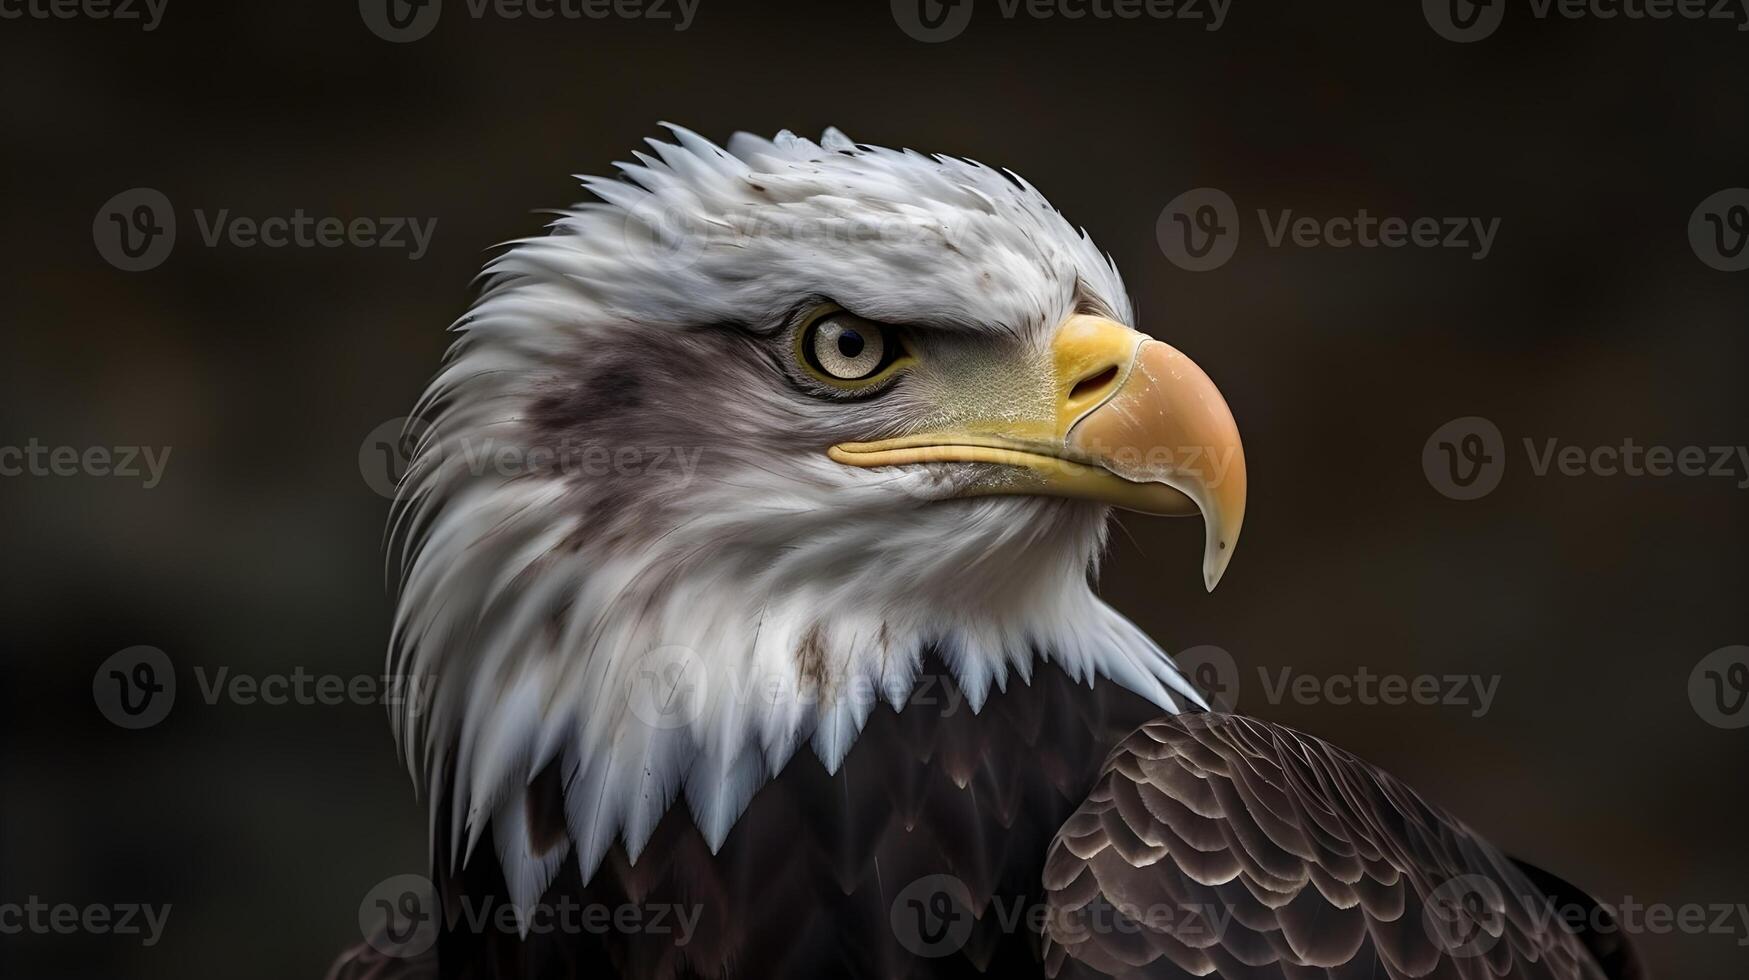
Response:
[1069,365,1120,405]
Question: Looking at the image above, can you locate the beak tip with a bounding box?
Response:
[1202,532,1237,592]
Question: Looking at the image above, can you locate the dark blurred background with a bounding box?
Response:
[2,1,1746,977]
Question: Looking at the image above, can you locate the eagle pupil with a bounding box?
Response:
[837,330,865,359]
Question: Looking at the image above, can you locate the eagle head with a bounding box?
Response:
[389,126,1246,896]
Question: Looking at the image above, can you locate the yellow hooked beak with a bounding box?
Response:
[828,316,1247,591]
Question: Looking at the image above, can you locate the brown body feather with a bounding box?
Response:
[1042,714,1634,980]
[332,677,1633,980]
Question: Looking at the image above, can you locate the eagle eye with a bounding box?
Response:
[797,309,908,389]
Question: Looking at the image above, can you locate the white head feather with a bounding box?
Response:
[389,126,1200,911]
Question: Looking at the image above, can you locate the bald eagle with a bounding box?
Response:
[332,127,1642,980]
